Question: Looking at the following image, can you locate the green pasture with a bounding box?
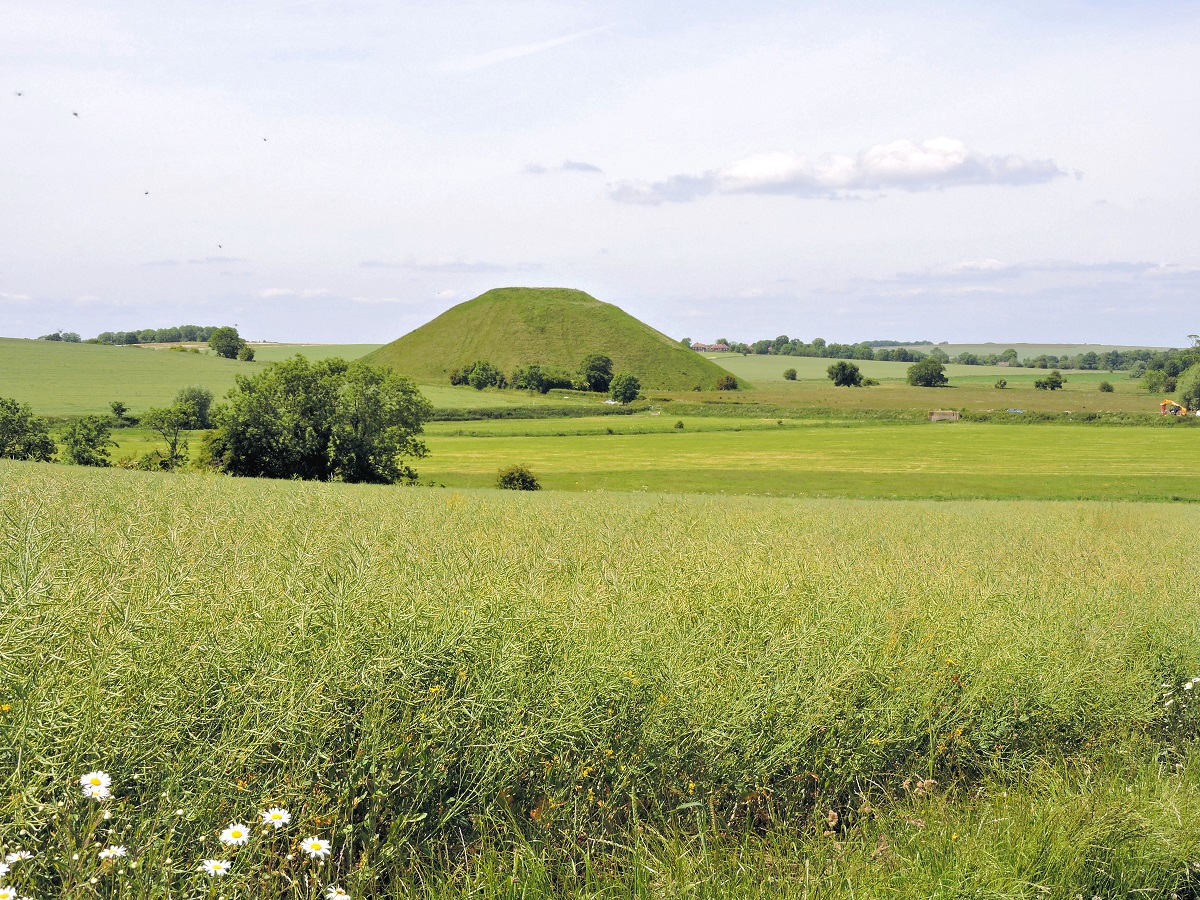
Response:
[1,462,1198,897]
[246,342,381,362]
[419,421,1200,500]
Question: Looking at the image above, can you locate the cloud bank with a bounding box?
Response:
[610,138,1066,204]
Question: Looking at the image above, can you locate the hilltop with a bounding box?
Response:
[363,287,734,391]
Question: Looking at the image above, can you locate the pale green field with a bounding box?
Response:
[704,352,1125,383]
[1,462,1198,898]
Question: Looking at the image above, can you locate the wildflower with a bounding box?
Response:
[199,859,231,877]
[4,851,32,864]
[0,862,8,877]
[301,837,331,860]
[219,823,251,846]
[99,845,128,860]
[0,887,18,900]
[80,771,112,800]
[261,807,292,829]
[326,886,350,900]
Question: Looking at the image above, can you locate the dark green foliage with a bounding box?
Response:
[862,377,879,387]
[451,360,504,390]
[207,326,246,360]
[907,357,949,387]
[207,356,432,484]
[496,464,541,490]
[579,354,614,392]
[95,325,217,345]
[0,397,56,461]
[995,379,1008,390]
[140,402,195,469]
[59,416,114,467]
[173,385,214,429]
[109,400,135,426]
[715,374,739,391]
[782,368,797,380]
[674,420,684,429]
[237,344,256,362]
[509,364,574,394]
[1099,381,1114,393]
[1034,370,1065,391]
[609,373,641,404]
[1178,365,1200,409]
[827,360,864,387]
[37,330,81,342]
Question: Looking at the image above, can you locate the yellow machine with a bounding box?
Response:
[1160,398,1189,416]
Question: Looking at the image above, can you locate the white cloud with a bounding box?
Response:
[0,292,33,302]
[360,256,534,273]
[610,138,1066,204]
[436,289,457,298]
[442,25,613,73]
[256,287,296,298]
[525,160,604,175]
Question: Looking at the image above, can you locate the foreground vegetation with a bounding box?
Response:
[1,462,1199,897]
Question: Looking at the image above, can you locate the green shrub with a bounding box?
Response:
[237,344,256,362]
[782,368,797,381]
[59,415,114,467]
[1099,381,1114,393]
[0,396,56,461]
[496,464,540,490]
[609,373,641,404]
[907,358,948,387]
[715,374,739,391]
[827,361,863,387]
[995,379,1008,390]
[1035,370,1065,391]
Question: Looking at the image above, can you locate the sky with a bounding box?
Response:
[2,1,1198,346]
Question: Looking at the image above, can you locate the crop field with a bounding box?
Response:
[1,462,1198,898]
[418,420,1200,500]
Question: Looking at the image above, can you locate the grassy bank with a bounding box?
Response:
[1,462,1198,896]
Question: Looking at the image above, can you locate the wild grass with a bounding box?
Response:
[1,462,1199,896]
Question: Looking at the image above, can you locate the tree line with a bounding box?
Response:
[0,357,431,484]
[449,354,651,403]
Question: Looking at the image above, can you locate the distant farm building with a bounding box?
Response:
[692,342,730,352]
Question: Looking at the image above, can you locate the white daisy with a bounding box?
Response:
[219,823,251,846]
[0,886,18,900]
[260,807,292,829]
[98,845,128,860]
[80,770,112,800]
[301,836,331,860]
[0,862,8,877]
[4,851,32,864]
[325,886,350,899]
[199,859,231,877]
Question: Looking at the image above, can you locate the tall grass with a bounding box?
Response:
[1,461,1198,897]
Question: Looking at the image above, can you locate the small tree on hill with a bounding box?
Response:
[60,415,115,467]
[109,400,134,426]
[715,374,739,391]
[467,361,502,390]
[0,397,56,461]
[497,464,540,490]
[579,355,614,392]
[907,358,948,387]
[609,373,641,404]
[783,368,797,381]
[237,344,256,361]
[208,326,246,359]
[827,360,863,387]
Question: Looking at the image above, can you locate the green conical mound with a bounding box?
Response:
[364,287,735,391]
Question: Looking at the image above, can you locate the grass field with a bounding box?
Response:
[1,461,1198,898]
[416,420,1200,500]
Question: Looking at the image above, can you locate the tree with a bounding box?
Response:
[141,402,195,469]
[679,337,692,348]
[1098,381,1114,393]
[207,356,432,484]
[208,326,246,359]
[237,344,256,361]
[783,368,797,381]
[0,397,56,461]
[496,464,540,490]
[827,360,863,387]
[174,385,214,429]
[466,360,502,390]
[109,400,134,426]
[1034,370,1065,391]
[715,374,739,391]
[994,379,1008,390]
[609,373,641,404]
[1177,363,1200,410]
[578,354,614,392]
[907,358,948,387]
[60,415,114,467]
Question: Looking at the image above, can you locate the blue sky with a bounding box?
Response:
[2,1,1197,345]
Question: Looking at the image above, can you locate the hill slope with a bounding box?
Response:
[363,287,735,391]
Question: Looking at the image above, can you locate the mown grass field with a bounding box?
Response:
[1,462,1198,898]
[417,420,1200,500]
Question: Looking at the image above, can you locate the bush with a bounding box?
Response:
[782,368,797,381]
[862,377,879,387]
[674,420,684,429]
[715,374,739,391]
[453,361,504,390]
[496,464,540,490]
[59,416,114,467]
[237,344,255,362]
[579,355,614,392]
[1034,370,1065,391]
[907,358,948,387]
[1178,364,1200,410]
[609,373,641,405]
[1099,381,1114,393]
[995,379,1007,390]
[208,357,432,483]
[0,397,56,461]
[174,386,214,429]
[827,361,863,387]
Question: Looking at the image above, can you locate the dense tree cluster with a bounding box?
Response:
[452,355,638,395]
[0,398,56,461]
[37,330,81,342]
[91,325,222,345]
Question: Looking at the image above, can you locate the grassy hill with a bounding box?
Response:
[363,287,734,391]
